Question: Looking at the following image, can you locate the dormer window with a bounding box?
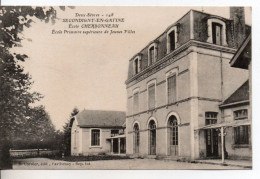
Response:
[148,42,158,66]
[149,46,155,65]
[207,18,227,46]
[212,23,222,45]
[134,59,138,74]
[133,56,141,75]
[167,26,178,54]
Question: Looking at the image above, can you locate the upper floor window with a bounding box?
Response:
[147,80,156,110]
[212,23,222,45]
[148,42,158,66]
[133,90,139,114]
[166,68,178,104]
[149,46,155,65]
[167,26,178,53]
[207,18,227,46]
[167,74,177,104]
[205,112,218,125]
[234,109,248,120]
[133,56,141,75]
[111,129,119,137]
[91,129,100,146]
[233,109,250,145]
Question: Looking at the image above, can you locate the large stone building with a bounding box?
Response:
[125,7,251,161]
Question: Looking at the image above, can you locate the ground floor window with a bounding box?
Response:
[234,125,250,145]
[168,116,178,156]
[133,123,140,153]
[148,120,156,155]
[91,129,100,146]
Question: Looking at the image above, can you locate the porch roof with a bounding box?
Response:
[195,119,251,130]
[106,134,126,140]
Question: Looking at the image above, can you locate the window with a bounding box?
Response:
[134,58,138,74]
[234,109,250,145]
[133,56,141,75]
[148,83,155,110]
[133,92,139,114]
[111,130,119,137]
[167,26,178,54]
[148,42,158,66]
[149,46,155,65]
[212,23,222,45]
[205,112,218,125]
[167,75,176,104]
[206,18,227,46]
[133,123,140,153]
[91,129,100,146]
[169,30,176,52]
[234,109,248,120]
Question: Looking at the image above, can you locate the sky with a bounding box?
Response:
[14,6,251,130]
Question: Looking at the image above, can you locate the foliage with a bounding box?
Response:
[0,6,71,169]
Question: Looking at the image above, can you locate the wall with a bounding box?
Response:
[71,119,80,156]
[126,49,191,116]
[81,128,112,155]
[222,105,251,159]
[126,49,192,158]
[197,47,248,101]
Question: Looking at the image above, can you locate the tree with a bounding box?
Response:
[62,107,79,156]
[0,6,71,169]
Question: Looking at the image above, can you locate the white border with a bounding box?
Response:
[1,2,258,179]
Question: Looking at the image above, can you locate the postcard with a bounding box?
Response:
[0,6,252,170]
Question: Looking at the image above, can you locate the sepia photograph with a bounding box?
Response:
[0,6,252,170]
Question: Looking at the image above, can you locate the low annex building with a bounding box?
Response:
[70,110,126,156]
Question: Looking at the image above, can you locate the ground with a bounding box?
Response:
[12,158,248,170]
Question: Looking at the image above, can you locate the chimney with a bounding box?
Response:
[230,7,246,48]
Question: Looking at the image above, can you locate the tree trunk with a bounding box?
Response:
[0,135,12,169]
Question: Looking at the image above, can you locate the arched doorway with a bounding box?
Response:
[148,120,156,155]
[133,123,140,154]
[168,115,178,156]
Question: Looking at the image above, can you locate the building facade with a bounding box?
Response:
[70,110,126,156]
[125,7,251,160]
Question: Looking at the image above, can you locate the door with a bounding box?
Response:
[168,116,178,156]
[205,119,218,157]
[149,120,156,155]
[113,139,118,154]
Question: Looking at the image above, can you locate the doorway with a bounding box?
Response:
[148,120,156,155]
[168,116,178,156]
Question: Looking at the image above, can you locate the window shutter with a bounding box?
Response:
[148,84,155,109]
[167,75,176,104]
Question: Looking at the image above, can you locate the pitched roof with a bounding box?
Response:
[73,109,126,128]
[221,80,249,107]
[230,34,251,69]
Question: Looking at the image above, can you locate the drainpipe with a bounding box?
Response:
[220,50,224,101]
